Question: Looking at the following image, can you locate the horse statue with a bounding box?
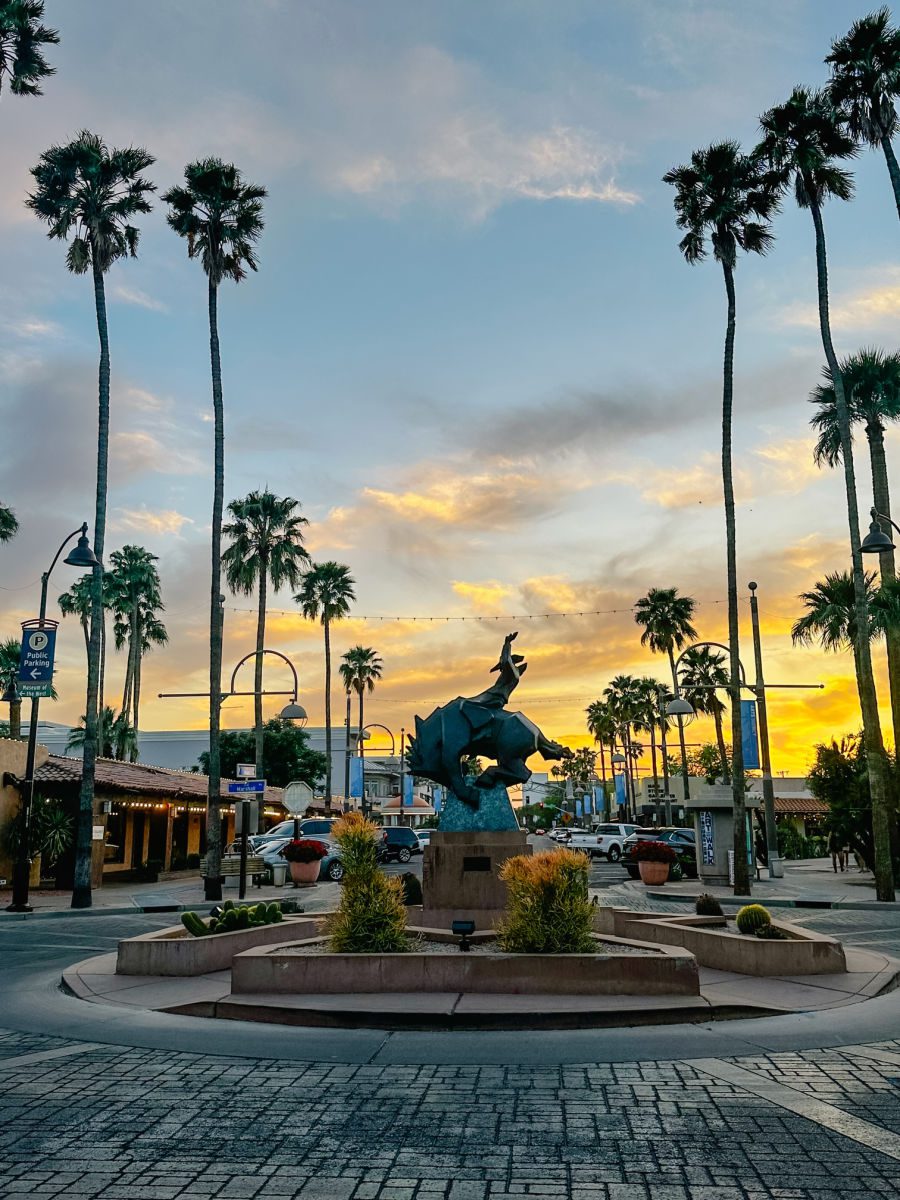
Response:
[406,632,567,811]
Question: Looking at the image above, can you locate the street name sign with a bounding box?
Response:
[227,779,265,795]
[18,625,57,699]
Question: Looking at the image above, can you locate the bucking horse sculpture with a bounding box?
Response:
[407,632,567,810]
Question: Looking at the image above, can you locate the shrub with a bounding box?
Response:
[669,860,684,883]
[632,840,677,863]
[735,903,771,934]
[186,852,201,869]
[281,838,329,864]
[181,900,284,937]
[400,871,423,906]
[695,893,724,917]
[327,813,408,953]
[498,849,595,955]
[755,924,788,940]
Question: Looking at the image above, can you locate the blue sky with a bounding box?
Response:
[2,0,900,773]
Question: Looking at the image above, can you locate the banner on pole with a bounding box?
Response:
[349,756,363,798]
[741,699,760,770]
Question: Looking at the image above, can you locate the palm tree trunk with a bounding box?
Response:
[809,189,895,902]
[98,600,106,758]
[721,259,748,894]
[81,616,89,669]
[10,698,21,740]
[323,617,332,812]
[880,131,900,223]
[72,256,110,909]
[358,688,365,815]
[254,568,266,776]
[206,276,225,902]
[668,647,690,802]
[132,614,142,763]
[866,422,900,760]
[713,708,729,784]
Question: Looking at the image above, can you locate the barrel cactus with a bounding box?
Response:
[695,893,724,917]
[735,903,771,934]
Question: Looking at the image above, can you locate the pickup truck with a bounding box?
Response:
[559,829,604,858]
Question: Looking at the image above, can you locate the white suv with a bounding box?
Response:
[594,822,643,862]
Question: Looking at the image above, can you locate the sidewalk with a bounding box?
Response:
[0,873,340,918]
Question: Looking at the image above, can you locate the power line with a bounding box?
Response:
[224,598,732,623]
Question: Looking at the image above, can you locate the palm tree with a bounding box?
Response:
[107,545,166,758]
[827,8,900,221]
[759,87,894,901]
[222,491,308,776]
[28,131,154,909]
[679,646,730,783]
[67,705,137,762]
[585,699,616,793]
[664,141,780,895]
[0,638,22,738]
[0,1,58,97]
[163,160,266,902]
[791,569,884,676]
[339,646,383,815]
[603,674,644,815]
[295,562,356,811]
[634,587,698,798]
[811,348,900,752]
[58,569,116,754]
[0,503,17,542]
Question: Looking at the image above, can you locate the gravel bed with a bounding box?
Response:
[274,937,659,956]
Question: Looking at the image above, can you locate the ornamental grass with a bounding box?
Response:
[327,812,409,953]
[497,849,596,955]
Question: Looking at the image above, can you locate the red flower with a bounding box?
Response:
[632,839,677,864]
[281,838,329,864]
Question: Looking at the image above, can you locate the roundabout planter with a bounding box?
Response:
[289,859,319,887]
[638,861,669,886]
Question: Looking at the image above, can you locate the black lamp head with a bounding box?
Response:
[860,515,895,555]
[64,525,100,569]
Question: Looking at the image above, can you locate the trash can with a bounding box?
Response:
[271,861,288,887]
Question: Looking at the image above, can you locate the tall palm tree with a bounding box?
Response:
[759,87,894,901]
[634,587,698,799]
[827,7,900,221]
[107,545,166,758]
[791,570,886,680]
[0,503,18,542]
[28,131,154,909]
[679,646,730,783]
[339,646,383,815]
[0,1,58,98]
[811,347,900,752]
[295,562,356,811]
[58,569,115,753]
[603,674,644,814]
[585,698,616,793]
[0,638,22,738]
[664,141,780,895]
[222,491,308,776]
[163,160,266,902]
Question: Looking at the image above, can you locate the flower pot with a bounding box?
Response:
[638,860,670,886]
[289,859,320,887]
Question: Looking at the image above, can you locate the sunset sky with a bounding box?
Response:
[2,0,899,778]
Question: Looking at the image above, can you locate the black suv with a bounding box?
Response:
[378,827,423,863]
[622,827,697,879]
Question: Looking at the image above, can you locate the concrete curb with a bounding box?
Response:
[645,890,900,912]
[0,902,219,921]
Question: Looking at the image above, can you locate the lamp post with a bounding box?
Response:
[357,723,395,818]
[398,727,406,825]
[158,648,306,900]
[611,752,627,820]
[656,686,672,826]
[8,523,99,913]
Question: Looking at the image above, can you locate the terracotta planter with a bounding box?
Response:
[289,859,320,887]
[638,860,670,886]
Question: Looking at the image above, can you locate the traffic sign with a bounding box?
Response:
[18,624,57,699]
[227,779,265,794]
[283,780,313,815]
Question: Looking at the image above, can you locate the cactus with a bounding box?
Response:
[735,903,771,934]
[236,906,251,929]
[181,911,210,938]
[222,900,235,912]
[695,893,724,917]
[265,902,282,922]
[755,924,788,940]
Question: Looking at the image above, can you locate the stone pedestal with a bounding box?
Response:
[421,829,530,928]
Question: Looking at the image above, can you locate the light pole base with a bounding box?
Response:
[6,902,33,913]
[767,852,784,879]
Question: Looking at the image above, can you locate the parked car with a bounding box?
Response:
[550,826,587,842]
[258,836,345,882]
[377,826,423,863]
[622,827,697,879]
[249,817,337,852]
[593,822,644,863]
[534,827,546,836]
[415,830,433,851]
[563,829,605,858]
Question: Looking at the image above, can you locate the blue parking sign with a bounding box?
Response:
[18,624,57,698]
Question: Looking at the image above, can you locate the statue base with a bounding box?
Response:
[422,829,530,921]
[437,782,520,833]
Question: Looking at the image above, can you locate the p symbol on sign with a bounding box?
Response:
[28,631,49,652]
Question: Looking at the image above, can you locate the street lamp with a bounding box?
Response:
[610,752,627,820]
[861,508,898,554]
[357,722,395,818]
[8,523,99,913]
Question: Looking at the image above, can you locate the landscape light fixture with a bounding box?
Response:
[860,509,897,555]
[452,919,475,952]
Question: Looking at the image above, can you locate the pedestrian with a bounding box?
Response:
[828,829,845,873]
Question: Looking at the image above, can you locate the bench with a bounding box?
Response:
[201,854,266,888]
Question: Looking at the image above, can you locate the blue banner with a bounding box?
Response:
[349,756,363,798]
[575,799,583,819]
[593,786,606,816]
[614,774,626,807]
[433,787,443,813]
[402,775,414,806]
[582,792,591,816]
[741,700,760,770]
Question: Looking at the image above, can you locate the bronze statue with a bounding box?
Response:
[407,632,566,810]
